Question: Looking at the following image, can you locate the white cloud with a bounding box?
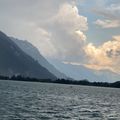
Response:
[94,19,120,28]
[54,3,88,32]
[94,3,120,19]
[105,4,120,19]
[36,3,88,61]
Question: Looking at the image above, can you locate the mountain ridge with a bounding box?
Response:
[0,31,56,79]
[11,37,67,79]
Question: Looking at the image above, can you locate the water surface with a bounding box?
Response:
[0,80,120,120]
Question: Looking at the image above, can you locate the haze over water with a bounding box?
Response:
[0,80,120,120]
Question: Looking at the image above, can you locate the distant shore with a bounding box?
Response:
[0,75,120,88]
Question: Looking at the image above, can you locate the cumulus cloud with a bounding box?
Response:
[37,3,88,61]
[84,36,120,74]
[94,19,120,28]
[54,3,88,32]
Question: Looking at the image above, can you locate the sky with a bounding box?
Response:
[0,0,120,76]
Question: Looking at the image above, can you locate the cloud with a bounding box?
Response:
[84,36,120,74]
[94,3,120,28]
[94,4,120,19]
[54,3,88,32]
[94,19,120,28]
[36,3,88,61]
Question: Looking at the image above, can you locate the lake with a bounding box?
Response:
[0,80,120,120]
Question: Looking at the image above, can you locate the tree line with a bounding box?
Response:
[0,74,120,88]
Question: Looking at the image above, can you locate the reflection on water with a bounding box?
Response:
[0,80,120,120]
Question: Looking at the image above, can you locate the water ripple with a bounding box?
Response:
[0,80,120,120]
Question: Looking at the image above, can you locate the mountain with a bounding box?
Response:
[0,31,56,79]
[48,59,120,82]
[11,38,67,79]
